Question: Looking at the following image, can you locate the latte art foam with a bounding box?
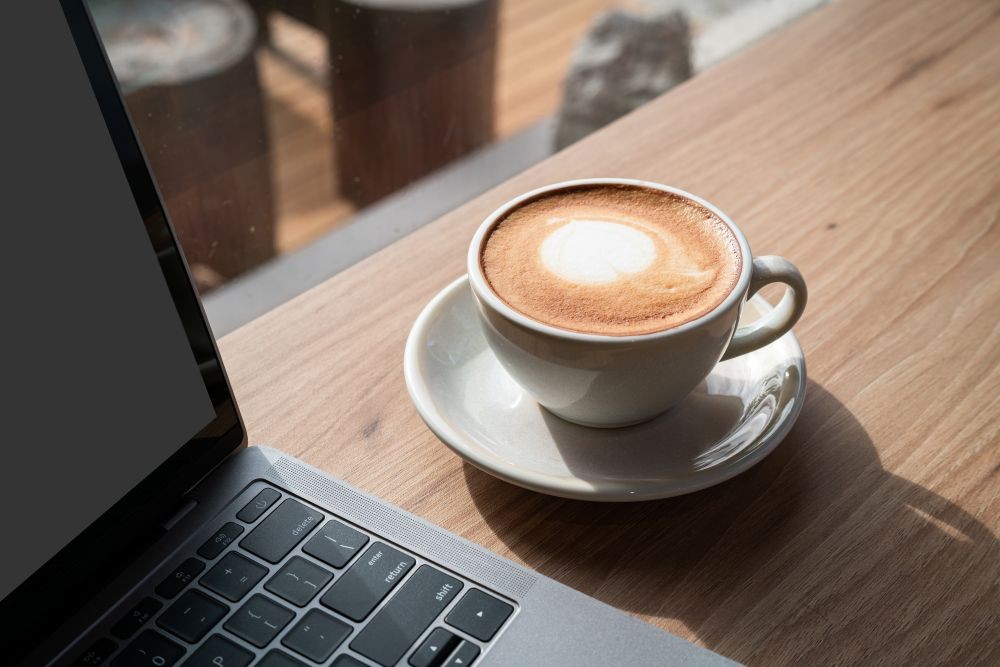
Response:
[481,185,742,335]
[540,219,656,284]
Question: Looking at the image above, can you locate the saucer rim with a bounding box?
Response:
[404,275,807,502]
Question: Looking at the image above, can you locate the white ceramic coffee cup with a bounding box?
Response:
[467,178,807,428]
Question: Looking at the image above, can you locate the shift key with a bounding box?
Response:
[240,499,323,563]
[320,542,415,621]
[351,565,463,666]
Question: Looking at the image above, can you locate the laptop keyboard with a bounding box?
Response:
[74,486,515,667]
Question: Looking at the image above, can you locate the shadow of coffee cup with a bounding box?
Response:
[460,380,999,662]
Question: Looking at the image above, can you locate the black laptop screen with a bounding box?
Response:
[0,5,217,601]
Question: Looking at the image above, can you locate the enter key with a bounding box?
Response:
[320,542,415,621]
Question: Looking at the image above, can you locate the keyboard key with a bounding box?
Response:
[182,634,253,667]
[350,565,463,666]
[303,520,369,569]
[443,641,480,667]
[255,649,306,667]
[409,628,460,667]
[72,637,117,666]
[444,589,514,642]
[265,556,333,606]
[240,499,323,563]
[112,630,183,667]
[223,594,294,647]
[156,558,206,599]
[200,552,268,602]
[237,488,282,523]
[331,657,368,667]
[111,597,162,640]
[257,650,307,667]
[156,590,228,643]
[320,542,416,621]
[197,522,244,560]
[281,609,352,662]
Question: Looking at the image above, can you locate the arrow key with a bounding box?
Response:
[444,641,480,667]
[444,589,513,642]
[409,627,460,667]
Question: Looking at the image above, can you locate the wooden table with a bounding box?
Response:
[220,0,1000,663]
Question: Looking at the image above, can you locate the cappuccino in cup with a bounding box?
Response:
[480,184,742,336]
[467,179,807,427]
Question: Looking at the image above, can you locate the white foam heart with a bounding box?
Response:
[540,219,656,284]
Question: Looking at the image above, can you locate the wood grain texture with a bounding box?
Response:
[219,0,1000,663]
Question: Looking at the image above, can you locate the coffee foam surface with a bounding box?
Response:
[481,185,742,335]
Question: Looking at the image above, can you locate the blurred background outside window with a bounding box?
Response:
[88,0,824,335]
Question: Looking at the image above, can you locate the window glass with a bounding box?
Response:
[88,0,821,334]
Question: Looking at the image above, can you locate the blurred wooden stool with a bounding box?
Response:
[325,0,498,206]
[252,0,498,207]
[92,0,276,290]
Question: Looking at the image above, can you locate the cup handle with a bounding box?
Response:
[721,256,807,361]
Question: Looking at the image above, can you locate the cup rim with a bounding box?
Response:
[466,178,753,344]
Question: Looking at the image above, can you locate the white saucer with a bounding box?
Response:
[404,276,807,502]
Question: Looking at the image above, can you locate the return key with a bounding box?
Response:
[320,542,415,621]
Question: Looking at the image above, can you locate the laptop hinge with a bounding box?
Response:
[161,498,199,531]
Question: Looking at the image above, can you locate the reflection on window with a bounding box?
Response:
[88,0,821,331]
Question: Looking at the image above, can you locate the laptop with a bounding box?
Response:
[0,3,734,666]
